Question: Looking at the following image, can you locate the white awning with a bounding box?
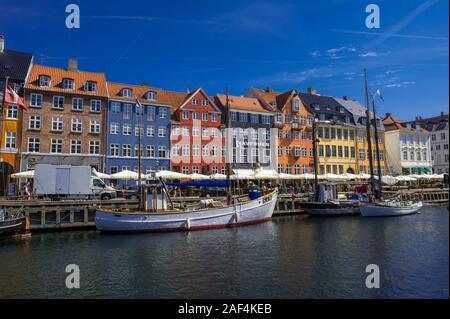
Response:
[10,170,35,179]
[190,173,210,180]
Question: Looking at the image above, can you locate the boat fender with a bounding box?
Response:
[234,212,239,223]
[186,219,191,230]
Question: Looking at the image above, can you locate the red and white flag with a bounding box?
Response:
[5,85,26,110]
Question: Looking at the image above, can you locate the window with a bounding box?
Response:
[90,120,101,134]
[212,146,219,156]
[358,132,364,142]
[134,124,143,137]
[5,132,16,148]
[84,81,97,92]
[29,115,41,130]
[147,106,156,121]
[71,118,83,132]
[90,100,101,113]
[72,98,83,111]
[147,126,155,137]
[51,139,63,153]
[278,164,283,173]
[201,99,209,106]
[302,147,307,157]
[231,112,237,122]
[160,107,167,119]
[324,127,330,139]
[410,151,414,161]
[172,144,180,156]
[30,93,43,107]
[202,128,209,138]
[349,131,355,140]
[52,117,64,131]
[122,88,132,97]
[182,127,190,136]
[275,112,282,123]
[123,104,132,119]
[146,91,157,100]
[211,128,219,138]
[192,144,200,156]
[319,145,324,157]
[158,145,167,158]
[285,114,291,123]
[6,105,18,119]
[250,114,259,123]
[39,75,51,87]
[202,113,208,121]
[359,149,366,160]
[62,78,74,90]
[52,96,64,109]
[70,140,82,154]
[89,141,100,154]
[332,145,337,157]
[182,167,190,174]
[28,137,40,152]
[123,144,131,157]
[192,127,200,136]
[123,124,131,135]
[211,113,218,122]
[110,144,120,156]
[338,146,343,158]
[183,111,189,120]
[294,164,300,174]
[146,145,155,157]
[158,127,167,137]
[192,99,199,105]
[111,102,121,113]
[239,113,248,122]
[134,144,143,157]
[261,115,271,125]
[110,123,120,134]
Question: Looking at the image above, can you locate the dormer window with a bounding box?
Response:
[146,91,157,101]
[312,103,320,110]
[339,107,345,113]
[39,75,51,87]
[292,99,300,112]
[122,88,132,97]
[62,78,74,90]
[84,81,97,92]
[271,99,277,107]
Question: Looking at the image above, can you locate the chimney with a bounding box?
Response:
[307,87,317,95]
[441,111,444,116]
[68,58,78,71]
[0,35,4,52]
[141,82,149,87]
[266,85,273,93]
[385,112,391,118]
[343,95,350,101]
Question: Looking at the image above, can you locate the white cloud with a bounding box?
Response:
[359,52,378,57]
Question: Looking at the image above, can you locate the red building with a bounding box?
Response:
[169,88,226,175]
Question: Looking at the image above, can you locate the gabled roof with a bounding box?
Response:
[251,87,295,112]
[25,64,108,97]
[334,97,384,131]
[165,91,189,112]
[382,115,428,133]
[0,49,33,82]
[176,87,222,112]
[215,94,274,113]
[108,82,173,106]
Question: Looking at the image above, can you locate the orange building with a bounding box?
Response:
[249,87,314,174]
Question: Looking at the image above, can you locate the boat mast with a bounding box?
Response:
[312,118,320,202]
[364,68,375,196]
[136,96,143,211]
[225,88,232,206]
[371,96,383,199]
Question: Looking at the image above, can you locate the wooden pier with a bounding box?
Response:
[1,188,447,231]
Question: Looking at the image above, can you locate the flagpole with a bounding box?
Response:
[371,95,383,199]
[364,68,375,197]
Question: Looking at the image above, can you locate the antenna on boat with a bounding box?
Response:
[135,96,144,211]
[364,68,376,197]
[226,87,232,206]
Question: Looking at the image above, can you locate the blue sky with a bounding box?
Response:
[0,0,448,120]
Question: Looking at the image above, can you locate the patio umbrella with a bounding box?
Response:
[322,173,347,181]
[92,168,111,179]
[232,169,255,180]
[190,173,210,180]
[298,173,318,180]
[396,175,417,182]
[110,170,140,180]
[209,173,227,180]
[254,169,279,179]
[10,170,35,179]
[342,173,358,180]
[373,175,398,185]
[154,170,191,180]
[278,173,299,180]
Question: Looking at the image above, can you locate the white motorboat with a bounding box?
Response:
[360,201,423,217]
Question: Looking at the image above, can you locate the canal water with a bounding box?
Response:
[0,206,448,298]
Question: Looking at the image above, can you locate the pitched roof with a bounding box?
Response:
[0,49,33,82]
[165,90,189,111]
[215,94,274,113]
[403,113,449,132]
[382,115,428,133]
[108,82,174,106]
[25,64,108,97]
[334,97,384,131]
[251,88,296,112]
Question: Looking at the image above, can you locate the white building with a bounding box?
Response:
[404,113,449,174]
[383,114,432,175]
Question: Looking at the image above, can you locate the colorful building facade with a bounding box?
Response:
[299,88,358,175]
[105,82,172,180]
[249,87,314,174]
[170,88,225,175]
[20,61,109,172]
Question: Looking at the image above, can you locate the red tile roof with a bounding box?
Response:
[25,64,108,97]
[107,82,175,106]
[215,94,274,113]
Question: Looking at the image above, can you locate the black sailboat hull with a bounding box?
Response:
[300,202,360,216]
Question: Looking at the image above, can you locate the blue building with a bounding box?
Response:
[105,82,171,185]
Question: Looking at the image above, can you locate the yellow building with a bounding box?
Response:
[316,122,358,174]
[0,101,23,173]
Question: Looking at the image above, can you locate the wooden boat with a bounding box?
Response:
[95,189,278,233]
[0,209,27,239]
[360,200,423,217]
